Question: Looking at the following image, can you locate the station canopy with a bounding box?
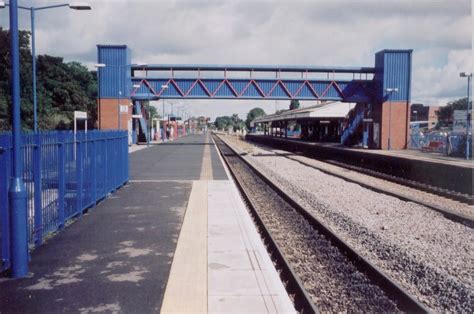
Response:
[253,101,356,123]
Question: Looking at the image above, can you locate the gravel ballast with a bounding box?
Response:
[221,151,399,312]
[222,135,473,312]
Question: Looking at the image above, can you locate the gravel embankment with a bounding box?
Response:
[222,135,474,312]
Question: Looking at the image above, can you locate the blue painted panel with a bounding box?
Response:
[130,78,374,101]
[312,82,328,96]
[214,81,236,97]
[374,49,412,102]
[231,80,249,95]
[268,82,288,97]
[204,80,221,94]
[188,81,209,96]
[258,81,274,95]
[97,45,131,98]
[296,86,314,98]
[284,81,302,97]
[176,79,194,95]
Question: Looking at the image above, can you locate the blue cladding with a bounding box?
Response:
[0,131,128,272]
[375,49,412,102]
[130,78,367,101]
[97,45,132,98]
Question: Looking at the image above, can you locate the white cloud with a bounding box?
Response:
[0,0,471,119]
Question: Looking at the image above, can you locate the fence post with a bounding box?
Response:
[104,135,108,192]
[33,133,42,245]
[91,132,97,204]
[124,131,129,183]
[76,132,83,215]
[58,133,65,229]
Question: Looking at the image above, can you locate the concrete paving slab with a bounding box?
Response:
[131,134,227,181]
[0,181,191,313]
[209,295,269,313]
[207,180,296,313]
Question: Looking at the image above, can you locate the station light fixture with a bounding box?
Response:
[0,2,5,9]
[161,85,169,89]
[69,2,92,10]
[133,84,141,89]
[94,63,106,68]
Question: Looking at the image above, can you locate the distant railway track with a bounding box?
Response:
[253,146,474,228]
[246,136,474,206]
[213,134,427,313]
[324,158,474,205]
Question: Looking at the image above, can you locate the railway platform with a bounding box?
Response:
[0,134,294,313]
[246,134,474,197]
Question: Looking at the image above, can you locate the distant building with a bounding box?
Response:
[410,104,439,129]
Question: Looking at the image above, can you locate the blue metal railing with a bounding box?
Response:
[341,108,364,145]
[0,130,128,272]
[409,130,472,157]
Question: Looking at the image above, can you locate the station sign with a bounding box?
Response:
[453,110,467,132]
[120,105,128,113]
[74,111,87,120]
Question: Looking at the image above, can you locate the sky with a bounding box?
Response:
[0,0,472,120]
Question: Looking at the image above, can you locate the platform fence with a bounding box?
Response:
[0,130,128,272]
[409,130,472,157]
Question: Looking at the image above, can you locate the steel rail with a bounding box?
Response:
[213,134,428,313]
[213,134,319,314]
[256,147,474,228]
[246,137,473,205]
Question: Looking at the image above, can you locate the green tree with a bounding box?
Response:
[231,113,245,131]
[245,107,266,129]
[0,28,33,130]
[289,99,300,110]
[436,98,468,126]
[0,27,97,131]
[214,116,231,129]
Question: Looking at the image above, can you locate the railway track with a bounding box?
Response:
[247,136,474,205]
[324,158,474,205]
[250,144,474,228]
[213,134,428,313]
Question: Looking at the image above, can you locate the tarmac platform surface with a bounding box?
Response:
[0,133,294,313]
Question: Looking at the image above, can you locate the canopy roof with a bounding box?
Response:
[253,101,356,123]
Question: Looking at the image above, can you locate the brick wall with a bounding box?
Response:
[98,98,131,130]
[380,101,410,149]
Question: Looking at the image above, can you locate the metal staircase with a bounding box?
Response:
[134,102,149,143]
[341,105,364,146]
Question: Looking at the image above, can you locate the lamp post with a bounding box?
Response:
[385,88,398,150]
[161,85,168,141]
[1,2,91,132]
[460,72,472,160]
[7,0,28,278]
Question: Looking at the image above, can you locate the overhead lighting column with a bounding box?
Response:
[460,72,472,160]
[1,2,92,132]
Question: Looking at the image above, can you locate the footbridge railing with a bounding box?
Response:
[0,130,128,272]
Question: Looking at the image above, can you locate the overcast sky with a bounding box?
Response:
[0,0,472,120]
